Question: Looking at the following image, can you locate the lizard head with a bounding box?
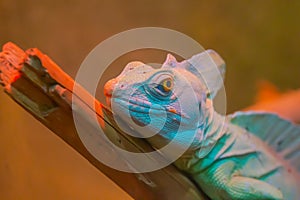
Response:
[104,50,225,151]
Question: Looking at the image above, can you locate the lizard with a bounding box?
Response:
[104,50,300,200]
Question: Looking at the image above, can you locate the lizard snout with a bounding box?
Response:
[104,78,117,97]
[104,78,118,107]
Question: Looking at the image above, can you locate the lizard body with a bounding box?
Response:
[104,50,300,199]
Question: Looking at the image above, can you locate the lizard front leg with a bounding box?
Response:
[226,176,283,200]
[194,160,283,200]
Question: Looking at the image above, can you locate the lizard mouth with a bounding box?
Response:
[110,97,152,126]
[112,97,181,116]
[110,96,183,129]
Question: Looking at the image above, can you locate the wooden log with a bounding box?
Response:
[0,42,208,200]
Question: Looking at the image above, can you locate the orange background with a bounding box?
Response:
[0,1,299,199]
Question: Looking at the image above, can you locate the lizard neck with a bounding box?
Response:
[175,102,229,171]
[199,106,227,157]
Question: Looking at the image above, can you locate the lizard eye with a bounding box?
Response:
[155,78,173,96]
[162,78,173,92]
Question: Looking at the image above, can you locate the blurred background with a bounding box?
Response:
[0,0,299,199]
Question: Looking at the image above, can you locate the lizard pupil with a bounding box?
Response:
[165,80,171,88]
[162,79,173,92]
